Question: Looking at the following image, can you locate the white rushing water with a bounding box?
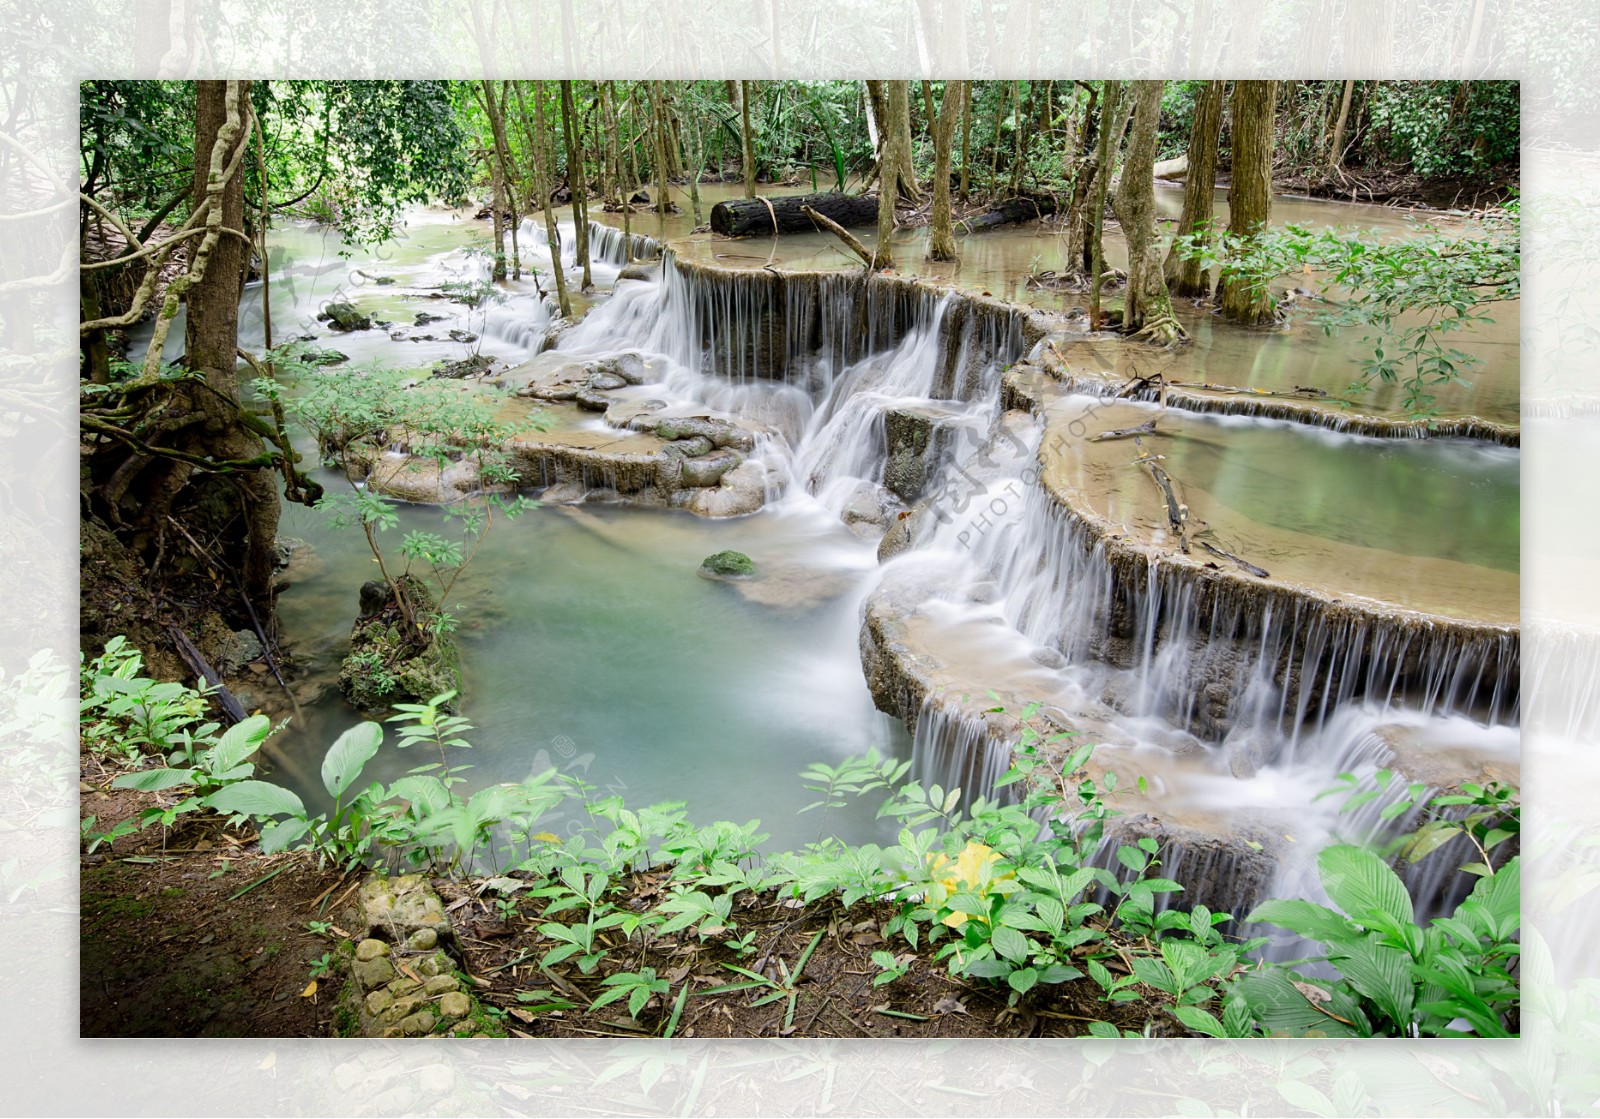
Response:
[538,243,1517,925]
[222,212,1514,918]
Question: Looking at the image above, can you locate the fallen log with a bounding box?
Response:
[167,624,250,724]
[957,194,1059,233]
[710,191,878,236]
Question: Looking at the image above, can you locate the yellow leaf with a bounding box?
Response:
[257,1052,277,1071]
[927,842,1014,928]
[532,832,561,844]
[300,980,317,998]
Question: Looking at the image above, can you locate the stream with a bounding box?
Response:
[128,188,1519,917]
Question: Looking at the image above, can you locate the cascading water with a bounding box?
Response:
[260,210,1514,923]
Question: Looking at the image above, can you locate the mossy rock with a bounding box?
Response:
[700,550,756,578]
[338,575,463,713]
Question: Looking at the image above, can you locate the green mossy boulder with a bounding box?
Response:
[338,575,462,713]
[699,550,756,578]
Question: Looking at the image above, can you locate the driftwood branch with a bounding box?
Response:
[1090,419,1157,442]
[167,625,250,724]
[1198,539,1270,578]
[1170,379,1330,399]
[1133,433,1189,554]
[802,205,875,268]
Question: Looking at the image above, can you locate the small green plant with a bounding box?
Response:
[870,949,913,987]
[700,929,825,1034]
[306,920,335,938]
[590,967,671,1019]
[309,952,335,979]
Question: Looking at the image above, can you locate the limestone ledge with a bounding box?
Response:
[1019,339,1519,447]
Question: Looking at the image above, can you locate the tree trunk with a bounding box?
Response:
[959,81,972,201]
[1114,81,1187,345]
[710,191,878,236]
[185,80,279,605]
[1326,79,1354,176]
[1218,80,1278,325]
[872,82,914,269]
[1163,79,1225,297]
[740,80,757,198]
[476,84,507,281]
[560,80,592,290]
[1009,81,1024,194]
[650,81,671,217]
[1088,80,1125,326]
[530,82,572,317]
[928,80,964,262]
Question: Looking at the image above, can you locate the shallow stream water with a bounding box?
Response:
[135,187,1518,891]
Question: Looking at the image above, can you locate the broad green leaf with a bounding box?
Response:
[1318,844,1413,928]
[990,925,1031,963]
[112,768,198,792]
[322,721,383,798]
[1246,898,1358,944]
[1329,936,1414,1029]
[212,714,271,773]
[203,780,307,818]
[387,774,451,817]
[260,816,310,854]
[1236,969,1369,1038]
[1007,966,1038,994]
[1172,1004,1225,1037]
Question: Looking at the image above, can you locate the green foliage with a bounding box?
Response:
[1322,767,1520,876]
[82,658,1517,1039]
[1176,206,1519,417]
[1242,844,1520,1038]
[79,80,471,247]
[275,358,544,656]
[1367,80,1520,177]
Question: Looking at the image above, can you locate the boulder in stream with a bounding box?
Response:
[339,575,463,714]
[699,550,756,578]
[317,301,372,332]
[432,354,496,379]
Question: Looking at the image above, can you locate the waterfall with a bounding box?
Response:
[530,237,1516,926]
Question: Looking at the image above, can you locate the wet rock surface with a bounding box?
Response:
[318,301,372,332]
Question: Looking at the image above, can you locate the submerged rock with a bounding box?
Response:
[883,405,949,504]
[317,301,372,332]
[584,352,648,385]
[679,448,741,488]
[302,347,350,366]
[616,261,661,284]
[700,550,756,578]
[431,354,496,379]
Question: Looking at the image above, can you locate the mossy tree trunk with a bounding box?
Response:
[739,80,757,198]
[872,82,914,270]
[1113,81,1188,345]
[1163,79,1225,298]
[1088,80,1127,327]
[1219,80,1278,325]
[928,80,964,262]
